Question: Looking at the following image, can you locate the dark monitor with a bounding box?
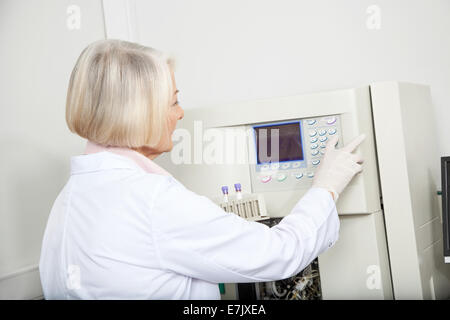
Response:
[441,157,450,263]
[254,121,304,164]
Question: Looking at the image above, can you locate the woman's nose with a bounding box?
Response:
[178,106,184,120]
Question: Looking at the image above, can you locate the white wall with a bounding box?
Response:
[111,0,450,156]
[0,0,105,298]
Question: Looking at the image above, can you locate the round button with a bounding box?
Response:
[318,129,327,136]
[320,143,326,149]
[320,149,326,155]
[311,149,319,156]
[326,117,337,125]
[261,164,270,171]
[310,143,318,150]
[319,136,328,142]
[312,159,320,165]
[307,119,317,125]
[310,137,318,143]
[277,174,287,182]
[270,163,280,170]
[292,162,301,168]
[261,175,272,183]
[293,173,303,179]
[309,130,317,137]
[307,172,315,178]
[328,128,337,135]
[281,163,290,169]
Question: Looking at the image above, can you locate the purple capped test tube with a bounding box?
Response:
[234,183,243,200]
[221,186,229,203]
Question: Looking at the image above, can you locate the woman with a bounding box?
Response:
[39,39,364,299]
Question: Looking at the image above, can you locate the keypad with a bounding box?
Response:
[255,115,340,185]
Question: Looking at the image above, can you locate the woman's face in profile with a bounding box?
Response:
[165,69,184,151]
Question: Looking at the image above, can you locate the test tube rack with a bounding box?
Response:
[216,193,269,222]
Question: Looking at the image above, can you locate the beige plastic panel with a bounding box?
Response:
[157,86,381,216]
[371,82,450,299]
[318,211,393,299]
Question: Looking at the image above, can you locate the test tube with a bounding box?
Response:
[234,183,243,200]
[221,186,229,203]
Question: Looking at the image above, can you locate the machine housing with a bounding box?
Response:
[156,82,450,299]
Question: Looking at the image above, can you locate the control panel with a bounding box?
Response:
[249,115,342,192]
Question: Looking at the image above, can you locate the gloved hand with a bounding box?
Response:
[312,134,366,201]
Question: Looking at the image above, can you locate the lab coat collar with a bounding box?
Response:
[70,141,171,176]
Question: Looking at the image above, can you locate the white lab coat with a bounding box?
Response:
[39,151,339,299]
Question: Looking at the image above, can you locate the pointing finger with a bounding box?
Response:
[325,135,339,151]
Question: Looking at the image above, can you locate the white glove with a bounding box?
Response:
[312,134,366,201]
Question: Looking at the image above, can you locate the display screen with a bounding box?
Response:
[254,122,304,164]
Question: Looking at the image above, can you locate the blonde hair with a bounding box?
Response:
[66,39,175,148]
